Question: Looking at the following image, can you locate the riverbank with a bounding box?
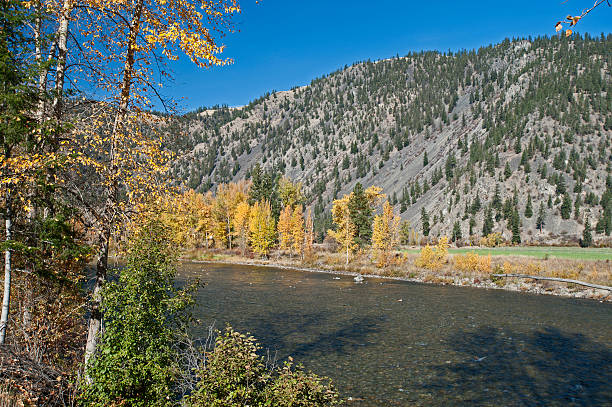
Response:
[181,249,612,302]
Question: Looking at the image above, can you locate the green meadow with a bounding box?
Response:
[403,246,612,261]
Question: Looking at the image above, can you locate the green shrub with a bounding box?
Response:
[81,219,192,407]
[188,326,342,407]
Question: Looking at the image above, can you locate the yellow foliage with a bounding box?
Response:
[213,181,249,248]
[303,208,315,260]
[327,195,357,264]
[278,176,305,208]
[453,252,492,274]
[479,232,504,247]
[414,236,449,271]
[291,205,305,257]
[277,205,293,251]
[232,201,250,255]
[372,201,400,267]
[248,200,276,257]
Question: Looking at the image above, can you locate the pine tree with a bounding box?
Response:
[423,151,428,166]
[482,206,494,236]
[580,217,592,247]
[492,184,502,209]
[504,162,512,179]
[451,221,462,242]
[421,207,430,237]
[524,194,533,218]
[511,208,521,244]
[348,182,373,246]
[469,215,476,236]
[560,193,572,219]
[536,203,546,232]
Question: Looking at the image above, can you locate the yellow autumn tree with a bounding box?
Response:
[74,0,242,364]
[291,205,305,258]
[278,176,305,208]
[277,205,293,251]
[233,201,250,255]
[304,207,315,260]
[249,200,276,257]
[213,181,249,248]
[328,195,357,265]
[196,191,215,249]
[372,201,401,267]
[365,185,385,208]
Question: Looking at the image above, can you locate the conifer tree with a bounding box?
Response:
[511,208,521,244]
[451,221,462,242]
[524,194,533,218]
[423,151,428,167]
[580,217,592,247]
[482,206,494,236]
[348,182,373,246]
[504,162,512,179]
[560,193,572,219]
[421,207,430,237]
[536,203,546,232]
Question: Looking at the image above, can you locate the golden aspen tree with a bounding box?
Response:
[75,0,241,366]
[278,176,305,208]
[213,181,249,248]
[277,205,293,251]
[249,200,276,257]
[328,195,357,265]
[233,201,250,256]
[372,201,401,267]
[304,207,315,260]
[290,205,305,258]
[196,191,215,249]
[365,185,385,208]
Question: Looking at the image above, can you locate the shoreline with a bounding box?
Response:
[185,257,612,303]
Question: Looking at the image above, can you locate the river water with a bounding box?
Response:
[178,262,612,406]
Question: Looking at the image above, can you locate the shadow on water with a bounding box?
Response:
[240,311,381,360]
[424,326,612,406]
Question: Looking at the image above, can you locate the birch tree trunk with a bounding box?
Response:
[0,191,12,345]
[84,0,145,368]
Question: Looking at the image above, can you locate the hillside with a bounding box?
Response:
[167,34,612,245]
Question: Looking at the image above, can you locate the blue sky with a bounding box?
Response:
[164,0,611,112]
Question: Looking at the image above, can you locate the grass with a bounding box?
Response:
[402,246,612,261]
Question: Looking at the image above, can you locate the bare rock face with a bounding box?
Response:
[166,35,612,243]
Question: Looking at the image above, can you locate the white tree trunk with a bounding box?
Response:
[0,194,12,344]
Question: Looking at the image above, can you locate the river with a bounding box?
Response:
[179,262,612,406]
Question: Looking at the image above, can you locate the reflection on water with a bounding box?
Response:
[179,263,612,406]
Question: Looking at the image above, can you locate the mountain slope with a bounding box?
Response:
[168,34,612,244]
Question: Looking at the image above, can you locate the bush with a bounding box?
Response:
[188,326,341,407]
[414,237,449,271]
[479,232,504,247]
[81,219,193,407]
[453,252,492,274]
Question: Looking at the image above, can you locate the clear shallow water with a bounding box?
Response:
[178,263,612,406]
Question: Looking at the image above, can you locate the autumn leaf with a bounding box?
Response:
[565,29,573,37]
[555,22,563,32]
